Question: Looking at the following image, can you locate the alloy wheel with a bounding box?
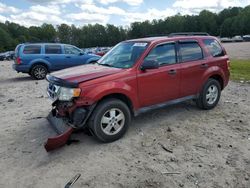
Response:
[100,108,125,136]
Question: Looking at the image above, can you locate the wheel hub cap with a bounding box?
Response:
[101,108,125,136]
[206,85,218,105]
[34,67,46,79]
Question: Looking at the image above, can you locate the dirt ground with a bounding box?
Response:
[0,43,250,188]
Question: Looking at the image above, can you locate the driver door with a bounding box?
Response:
[137,42,181,107]
[64,45,84,68]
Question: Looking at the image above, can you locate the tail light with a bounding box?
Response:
[227,60,230,70]
[16,57,21,64]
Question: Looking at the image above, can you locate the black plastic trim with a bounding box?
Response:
[46,74,78,88]
[134,95,197,116]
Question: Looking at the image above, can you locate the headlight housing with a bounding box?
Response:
[58,87,81,101]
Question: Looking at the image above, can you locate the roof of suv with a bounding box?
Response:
[20,43,71,46]
[126,35,216,43]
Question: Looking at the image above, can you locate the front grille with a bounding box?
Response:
[47,83,60,101]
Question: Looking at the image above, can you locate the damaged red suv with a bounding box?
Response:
[46,35,230,148]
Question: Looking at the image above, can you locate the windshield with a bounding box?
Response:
[98,42,148,69]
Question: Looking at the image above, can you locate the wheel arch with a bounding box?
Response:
[97,93,135,116]
[209,74,224,90]
[29,61,50,73]
[200,66,226,92]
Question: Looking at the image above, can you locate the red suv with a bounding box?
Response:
[46,35,230,143]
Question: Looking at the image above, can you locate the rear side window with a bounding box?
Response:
[203,39,225,57]
[45,45,62,54]
[23,45,41,54]
[179,42,203,62]
[145,43,176,66]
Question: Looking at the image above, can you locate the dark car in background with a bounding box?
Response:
[0,53,5,61]
[13,43,101,79]
[0,51,14,61]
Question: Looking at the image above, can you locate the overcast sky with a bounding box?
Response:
[0,0,250,27]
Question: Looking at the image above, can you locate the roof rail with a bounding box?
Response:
[145,34,167,37]
[168,32,210,37]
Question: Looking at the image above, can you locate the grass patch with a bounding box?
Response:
[230,59,250,81]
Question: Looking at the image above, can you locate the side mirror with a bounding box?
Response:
[79,52,84,55]
[140,60,159,70]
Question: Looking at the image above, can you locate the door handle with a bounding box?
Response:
[45,56,50,59]
[168,69,177,75]
[66,56,71,58]
[201,63,208,68]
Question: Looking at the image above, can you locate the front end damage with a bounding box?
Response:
[45,112,73,151]
[45,75,95,152]
[45,100,96,152]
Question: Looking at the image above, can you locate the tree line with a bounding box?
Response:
[0,5,250,52]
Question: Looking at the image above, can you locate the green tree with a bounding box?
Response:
[57,24,72,43]
[198,10,218,35]
[0,27,13,51]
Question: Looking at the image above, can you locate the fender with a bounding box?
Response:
[76,81,139,110]
[199,65,226,92]
[86,56,101,64]
[30,58,52,70]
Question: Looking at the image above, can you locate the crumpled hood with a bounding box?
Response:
[51,64,123,84]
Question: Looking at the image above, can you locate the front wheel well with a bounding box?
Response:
[98,93,134,116]
[209,75,224,90]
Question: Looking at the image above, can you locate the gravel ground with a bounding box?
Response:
[223,42,250,60]
[0,45,250,188]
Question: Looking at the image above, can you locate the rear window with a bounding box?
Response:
[179,42,203,62]
[23,45,41,54]
[45,45,62,54]
[203,39,225,57]
[15,45,22,56]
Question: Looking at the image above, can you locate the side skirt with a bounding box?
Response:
[134,95,197,116]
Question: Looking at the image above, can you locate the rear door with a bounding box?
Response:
[44,44,65,71]
[178,40,207,97]
[20,45,42,65]
[137,42,181,107]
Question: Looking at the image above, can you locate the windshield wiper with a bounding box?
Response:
[99,63,113,67]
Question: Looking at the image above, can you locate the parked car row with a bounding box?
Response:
[82,47,112,56]
[12,43,101,79]
[0,51,14,61]
[219,35,250,42]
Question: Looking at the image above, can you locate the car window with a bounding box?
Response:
[23,45,41,54]
[203,39,225,57]
[45,45,62,54]
[15,45,22,56]
[145,43,176,66]
[179,42,203,62]
[65,45,82,55]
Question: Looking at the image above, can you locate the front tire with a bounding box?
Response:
[88,99,131,143]
[196,78,221,110]
[30,64,48,80]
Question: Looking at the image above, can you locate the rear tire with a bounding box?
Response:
[196,78,221,110]
[30,64,48,80]
[88,98,131,143]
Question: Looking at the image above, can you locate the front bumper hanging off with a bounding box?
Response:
[44,112,74,152]
[44,103,96,152]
